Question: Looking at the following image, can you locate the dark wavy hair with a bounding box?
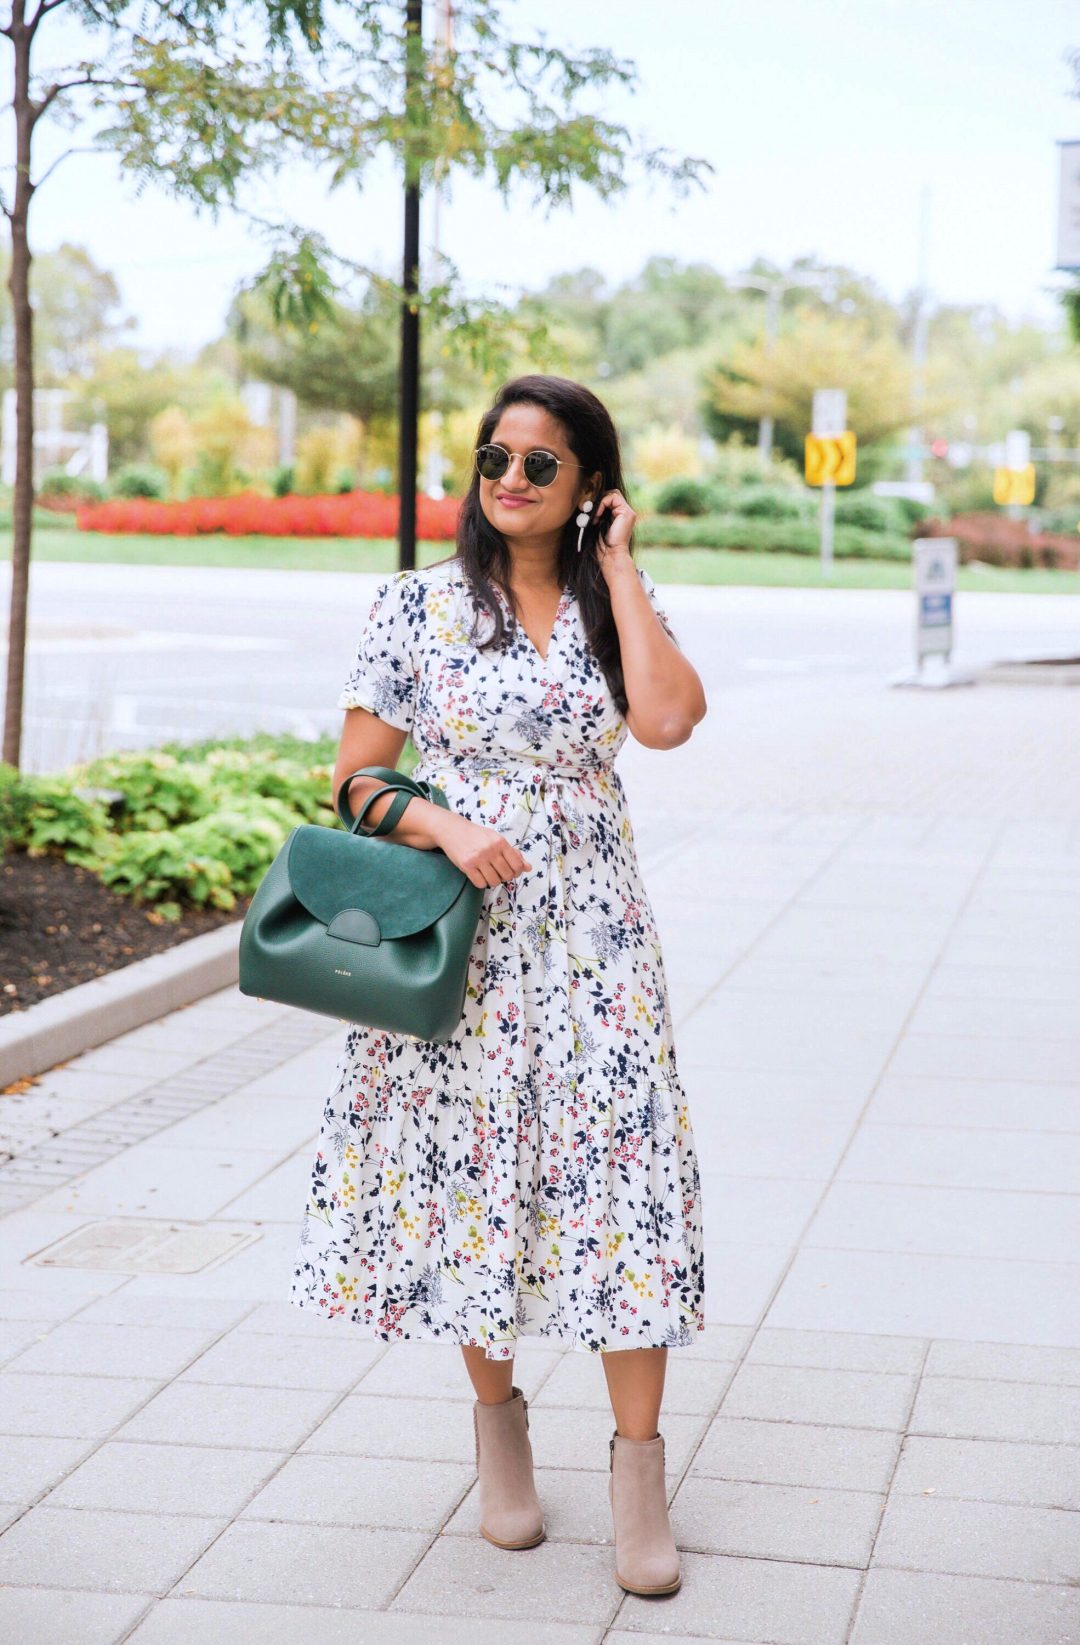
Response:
[435,373,638,717]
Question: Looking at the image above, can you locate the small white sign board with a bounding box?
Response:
[1003,429,1031,471]
[1056,140,1080,271]
[914,537,956,663]
[812,388,847,437]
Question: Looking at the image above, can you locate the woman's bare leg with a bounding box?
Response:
[600,1345,668,1438]
[461,1344,516,1402]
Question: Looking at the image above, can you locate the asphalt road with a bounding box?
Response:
[2,561,1078,783]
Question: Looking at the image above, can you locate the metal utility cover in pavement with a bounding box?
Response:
[28,1221,262,1274]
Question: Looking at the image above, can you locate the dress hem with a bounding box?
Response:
[287,1287,707,1359]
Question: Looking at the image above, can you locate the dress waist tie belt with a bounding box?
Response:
[414,756,618,985]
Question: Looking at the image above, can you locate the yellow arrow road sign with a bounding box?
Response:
[992,465,1035,506]
[805,431,857,487]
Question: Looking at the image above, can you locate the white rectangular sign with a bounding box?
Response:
[812,388,847,437]
[913,537,956,662]
[1056,140,1080,271]
[1003,429,1031,471]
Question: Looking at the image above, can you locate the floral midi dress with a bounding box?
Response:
[289,555,706,1358]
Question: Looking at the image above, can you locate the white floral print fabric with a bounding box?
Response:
[289,556,706,1358]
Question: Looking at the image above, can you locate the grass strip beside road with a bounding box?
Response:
[4,528,1078,595]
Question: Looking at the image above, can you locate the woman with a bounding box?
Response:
[290,373,708,1596]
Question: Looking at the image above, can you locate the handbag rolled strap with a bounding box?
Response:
[238,765,485,1042]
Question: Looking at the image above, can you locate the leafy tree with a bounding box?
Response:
[1,0,711,767]
[230,284,401,425]
[229,279,487,428]
[702,307,925,462]
[0,241,131,386]
[70,347,229,468]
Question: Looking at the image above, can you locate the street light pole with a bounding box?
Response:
[905,185,932,486]
[398,0,423,573]
[758,284,782,463]
[423,0,453,503]
[731,268,834,467]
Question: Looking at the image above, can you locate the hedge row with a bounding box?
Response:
[634,513,912,561]
[652,477,930,535]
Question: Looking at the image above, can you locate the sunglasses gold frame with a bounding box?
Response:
[474,443,588,486]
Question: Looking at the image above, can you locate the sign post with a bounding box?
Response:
[992,428,1035,515]
[805,389,856,578]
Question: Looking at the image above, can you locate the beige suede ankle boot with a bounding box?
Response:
[608,1427,682,1594]
[472,1384,545,1549]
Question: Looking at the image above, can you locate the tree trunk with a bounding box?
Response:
[3,3,35,770]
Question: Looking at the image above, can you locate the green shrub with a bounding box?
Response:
[159,730,338,764]
[1034,506,1080,536]
[94,826,237,912]
[1,731,412,920]
[636,511,912,561]
[654,478,715,516]
[732,487,811,521]
[37,470,108,504]
[96,795,297,912]
[0,762,33,853]
[701,482,738,514]
[72,751,214,831]
[707,440,806,490]
[110,463,169,500]
[270,464,295,497]
[833,493,905,533]
[891,494,933,528]
[937,469,996,515]
[0,767,109,859]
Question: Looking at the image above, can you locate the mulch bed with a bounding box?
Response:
[0,852,246,1019]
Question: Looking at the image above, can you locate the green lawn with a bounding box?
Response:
[5,527,1079,596]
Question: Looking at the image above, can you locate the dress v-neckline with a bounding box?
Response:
[501,581,572,667]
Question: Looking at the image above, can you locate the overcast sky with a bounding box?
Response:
[18,0,1080,352]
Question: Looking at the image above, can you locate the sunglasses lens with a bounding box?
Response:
[523,450,559,486]
[475,445,509,479]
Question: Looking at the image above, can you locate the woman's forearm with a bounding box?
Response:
[606,562,707,742]
[339,774,453,851]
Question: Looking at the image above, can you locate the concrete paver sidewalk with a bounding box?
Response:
[1,588,1079,1644]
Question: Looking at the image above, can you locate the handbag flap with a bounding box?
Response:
[286,824,469,940]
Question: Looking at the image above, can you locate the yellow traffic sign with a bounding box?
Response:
[805,431,857,487]
[992,464,1035,506]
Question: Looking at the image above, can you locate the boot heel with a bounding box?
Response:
[473,1384,546,1550]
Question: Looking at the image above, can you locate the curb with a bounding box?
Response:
[0,922,241,1088]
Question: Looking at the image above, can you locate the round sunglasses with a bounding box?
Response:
[474,443,586,488]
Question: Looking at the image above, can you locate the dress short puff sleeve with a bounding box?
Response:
[636,564,680,648]
[337,572,418,734]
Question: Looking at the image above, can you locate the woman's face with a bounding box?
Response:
[478,404,597,548]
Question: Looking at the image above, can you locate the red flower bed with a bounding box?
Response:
[75,490,463,539]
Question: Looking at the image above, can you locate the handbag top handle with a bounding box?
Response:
[335,766,448,838]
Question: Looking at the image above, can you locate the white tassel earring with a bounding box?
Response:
[575,498,593,554]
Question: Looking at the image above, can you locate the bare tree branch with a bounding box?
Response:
[33,142,101,188]
[29,0,71,33]
[33,72,132,124]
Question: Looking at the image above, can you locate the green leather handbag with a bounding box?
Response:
[238,765,485,1042]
